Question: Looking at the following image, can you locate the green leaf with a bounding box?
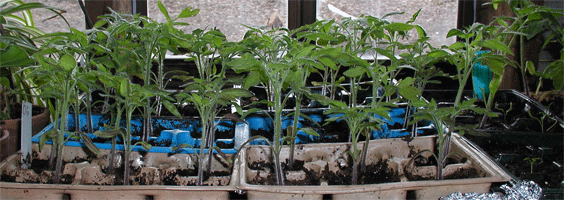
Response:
[343,67,366,78]
[38,129,53,152]
[448,42,465,50]
[134,141,152,150]
[59,54,76,71]
[399,85,420,101]
[119,79,128,97]
[489,75,502,95]
[162,100,182,119]
[318,56,337,70]
[427,49,448,58]
[220,88,254,99]
[157,1,170,21]
[243,72,262,89]
[482,40,513,55]
[0,45,33,67]
[93,129,121,138]
[384,23,415,32]
[526,61,535,75]
[301,128,320,136]
[79,132,100,155]
[446,29,464,38]
[375,48,396,61]
[414,25,427,38]
[177,7,199,19]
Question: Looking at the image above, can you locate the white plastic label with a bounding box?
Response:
[21,101,32,169]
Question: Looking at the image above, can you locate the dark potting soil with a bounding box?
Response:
[247,159,400,186]
[472,139,564,189]
[2,155,233,186]
[215,141,234,149]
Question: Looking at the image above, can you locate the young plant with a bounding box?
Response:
[92,1,194,142]
[398,37,449,95]
[494,102,513,123]
[323,99,383,185]
[175,77,252,186]
[30,34,99,183]
[402,23,505,180]
[321,49,393,184]
[527,110,559,133]
[524,157,541,174]
[94,73,153,185]
[445,23,511,112]
[181,28,239,82]
[92,73,128,175]
[531,16,564,93]
[228,26,316,185]
[295,20,347,100]
[489,0,564,95]
[407,97,490,180]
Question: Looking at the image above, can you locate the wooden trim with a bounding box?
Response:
[84,0,147,29]
[288,0,316,30]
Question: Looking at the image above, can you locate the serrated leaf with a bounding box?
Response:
[177,7,199,19]
[157,1,170,21]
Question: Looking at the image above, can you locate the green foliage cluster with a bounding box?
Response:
[3,0,561,186]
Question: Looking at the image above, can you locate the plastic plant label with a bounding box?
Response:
[21,101,32,169]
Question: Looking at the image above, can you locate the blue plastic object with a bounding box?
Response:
[473,50,493,100]
[32,114,239,154]
[244,107,436,144]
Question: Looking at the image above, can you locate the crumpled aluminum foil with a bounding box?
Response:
[440,180,543,200]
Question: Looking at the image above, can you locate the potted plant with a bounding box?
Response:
[0,0,58,161]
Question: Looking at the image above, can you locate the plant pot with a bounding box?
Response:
[0,143,240,199]
[237,134,512,199]
[0,105,50,161]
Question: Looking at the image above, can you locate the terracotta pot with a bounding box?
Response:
[0,105,50,161]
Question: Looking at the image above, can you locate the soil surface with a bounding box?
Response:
[247,159,400,185]
[1,152,234,186]
[468,138,564,189]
